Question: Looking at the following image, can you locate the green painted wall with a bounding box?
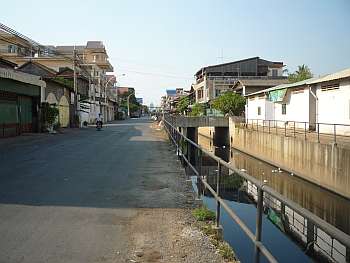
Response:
[0,100,18,124]
[0,78,40,97]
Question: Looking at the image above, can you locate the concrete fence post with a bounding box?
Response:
[216,162,221,228]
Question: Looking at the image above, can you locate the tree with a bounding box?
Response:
[176,96,190,114]
[190,103,205,116]
[119,91,141,114]
[211,91,245,116]
[288,64,313,83]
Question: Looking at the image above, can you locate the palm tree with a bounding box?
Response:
[288,64,313,83]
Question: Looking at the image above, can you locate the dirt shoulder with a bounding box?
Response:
[125,208,227,263]
[124,122,230,263]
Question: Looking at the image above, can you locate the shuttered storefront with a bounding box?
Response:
[0,91,20,137]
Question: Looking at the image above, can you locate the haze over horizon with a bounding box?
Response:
[2,0,350,106]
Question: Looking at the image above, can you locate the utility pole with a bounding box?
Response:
[73,46,78,126]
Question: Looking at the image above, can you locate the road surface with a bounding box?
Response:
[0,118,192,263]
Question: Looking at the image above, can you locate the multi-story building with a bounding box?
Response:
[0,26,115,125]
[161,88,187,112]
[54,41,114,123]
[193,57,288,104]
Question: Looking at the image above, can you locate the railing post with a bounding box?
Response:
[216,162,221,228]
[306,219,315,254]
[187,140,190,167]
[276,121,278,134]
[293,121,296,138]
[198,149,202,177]
[255,186,264,262]
[317,123,320,143]
[255,187,264,242]
[176,131,180,156]
[262,120,264,133]
[268,120,270,134]
[333,124,337,144]
[304,122,307,140]
[284,122,287,137]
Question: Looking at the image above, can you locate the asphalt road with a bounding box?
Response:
[0,118,187,263]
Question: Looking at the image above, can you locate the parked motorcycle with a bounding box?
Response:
[96,121,103,131]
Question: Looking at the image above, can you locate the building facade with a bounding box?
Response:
[0,65,45,137]
[246,68,350,135]
[193,57,288,104]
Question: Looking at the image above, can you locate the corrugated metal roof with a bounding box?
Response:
[246,67,350,97]
[245,78,316,96]
[308,68,350,84]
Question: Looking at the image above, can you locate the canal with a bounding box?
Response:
[183,130,350,263]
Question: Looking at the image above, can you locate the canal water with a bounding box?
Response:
[185,131,350,263]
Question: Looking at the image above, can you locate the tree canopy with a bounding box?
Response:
[119,92,141,113]
[211,91,245,116]
[190,103,205,116]
[176,96,190,114]
[288,64,313,83]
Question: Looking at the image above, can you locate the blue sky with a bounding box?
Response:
[2,0,350,106]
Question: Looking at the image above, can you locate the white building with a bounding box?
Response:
[246,68,350,135]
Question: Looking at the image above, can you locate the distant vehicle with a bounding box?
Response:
[130,111,141,118]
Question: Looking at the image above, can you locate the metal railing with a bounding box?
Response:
[243,119,350,145]
[163,117,350,263]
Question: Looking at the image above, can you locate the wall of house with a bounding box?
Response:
[316,79,350,135]
[194,78,207,103]
[267,67,283,77]
[246,96,266,120]
[274,87,310,129]
[229,117,350,199]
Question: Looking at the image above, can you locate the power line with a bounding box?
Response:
[117,68,193,80]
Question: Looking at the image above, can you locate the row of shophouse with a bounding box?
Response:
[0,27,120,138]
[162,56,350,135]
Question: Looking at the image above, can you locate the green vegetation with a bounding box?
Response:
[40,102,59,131]
[176,96,190,114]
[211,91,245,116]
[217,241,235,260]
[221,174,244,190]
[287,64,313,83]
[190,102,205,116]
[119,91,141,114]
[192,205,237,262]
[192,206,216,221]
[52,77,74,88]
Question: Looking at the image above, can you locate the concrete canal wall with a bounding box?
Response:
[229,117,350,199]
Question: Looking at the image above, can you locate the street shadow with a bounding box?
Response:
[0,118,191,209]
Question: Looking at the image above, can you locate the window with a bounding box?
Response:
[282,104,287,115]
[7,45,16,53]
[321,83,339,91]
[258,106,261,115]
[272,69,278,77]
[197,89,204,99]
[215,89,220,97]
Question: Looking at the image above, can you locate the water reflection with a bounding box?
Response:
[195,131,350,263]
[198,132,350,235]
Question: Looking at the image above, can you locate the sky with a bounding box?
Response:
[2,0,350,106]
